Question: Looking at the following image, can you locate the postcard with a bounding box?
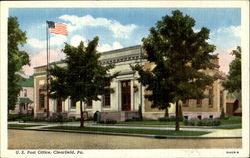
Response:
[0,1,249,158]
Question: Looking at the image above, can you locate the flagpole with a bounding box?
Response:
[46,21,50,118]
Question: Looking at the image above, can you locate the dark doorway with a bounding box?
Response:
[121,80,131,111]
[57,98,62,112]
[19,103,26,113]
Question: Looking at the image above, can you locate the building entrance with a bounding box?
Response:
[57,98,62,112]
[121,80,131,111]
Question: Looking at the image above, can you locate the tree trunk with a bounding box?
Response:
[80,100,84,128]
[164,107,169,118]
[175,100,179,131]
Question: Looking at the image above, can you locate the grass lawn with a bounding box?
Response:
[8,124,42,128]
[214,125,242,130]
[117,121,182,126]
[116,116,242,127]
[218,116,242,125]
[44,126,210,136]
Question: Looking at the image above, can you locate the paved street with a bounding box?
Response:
[8,129,242,149]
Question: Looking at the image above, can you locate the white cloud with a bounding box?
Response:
[70,35,86,47]
[216,26,241,38]
[97,42,123,52]
[27,38,45,49]
[112,42,123,50]
[23,49,65,76]
[193,28,200,33]
[109,21,137,39]
[50,35,67,47]
[210,25,241,48]
[27,35,67,50]
[59,14,137,39]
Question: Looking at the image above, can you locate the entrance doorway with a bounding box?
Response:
[121,80,131,111]
[57,98,62,112]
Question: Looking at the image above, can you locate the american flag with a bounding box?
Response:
[47,21,68,36]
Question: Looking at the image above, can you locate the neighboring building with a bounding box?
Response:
[33,45,226,121]
[225,92,242,116]
[9,76,34,114]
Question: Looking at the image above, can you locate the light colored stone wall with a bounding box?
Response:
[34,75,47,116]
[33,46,225,121]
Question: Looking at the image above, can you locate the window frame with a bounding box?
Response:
[182,99,189,107]
[24,89,27,97]
[208,87,214,108]
[86,100,92,109]
[196,98,202,107]
[39,93,45,109]
[70,98,77,109]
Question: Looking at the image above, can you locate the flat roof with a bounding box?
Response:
[34,45,141,69]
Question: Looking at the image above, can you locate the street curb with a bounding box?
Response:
[8,128,242,139]
[97,124,242,129]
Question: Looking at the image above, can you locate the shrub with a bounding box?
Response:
[85,116,93,121]
[189,121,196,126]
[220,108,226,119]
[206,121,213,126]
[213,120,221,126]
[183,120,188,126]
[75,118,81,121]
[8,114,20,121]
[93,112,98,122]
[55,114,64,122]
[32,117,46,122]
[8,114,34,121]
[105,119,117,124]
[158,117,171,122]
[125,117,142,122]
[98,120,105,124]
[158,116,183,122]
[125,119,133,122]
[197,121,203,126]
[98,119,117,124]
[22,115,34,122]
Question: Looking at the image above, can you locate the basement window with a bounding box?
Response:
[184,116,188,120]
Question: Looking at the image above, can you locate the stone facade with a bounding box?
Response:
[33,45,226,121]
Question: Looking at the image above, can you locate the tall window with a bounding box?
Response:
[197,98,202,107]
[209,87,214,107]
[220,91,223,108]
[24,89,27,97]
[71,99,76,109]
[183,99,189,107]
[86,100,92,108]
[39,94,45,108]
[103,83,111,107]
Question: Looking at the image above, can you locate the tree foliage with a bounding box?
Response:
[223,46,241,93]
[49,37,118,127]
[8,17,30,111]
[134,10,217,131]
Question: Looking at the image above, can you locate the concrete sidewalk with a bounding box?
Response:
[8,121,242,138]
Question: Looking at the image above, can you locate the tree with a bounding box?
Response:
[223,46,241,93]
[222,46,241,107]
[49,37,118,127]
[8,17,30,112]
[134,10,217,131]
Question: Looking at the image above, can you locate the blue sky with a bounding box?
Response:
[9,8,241,76]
